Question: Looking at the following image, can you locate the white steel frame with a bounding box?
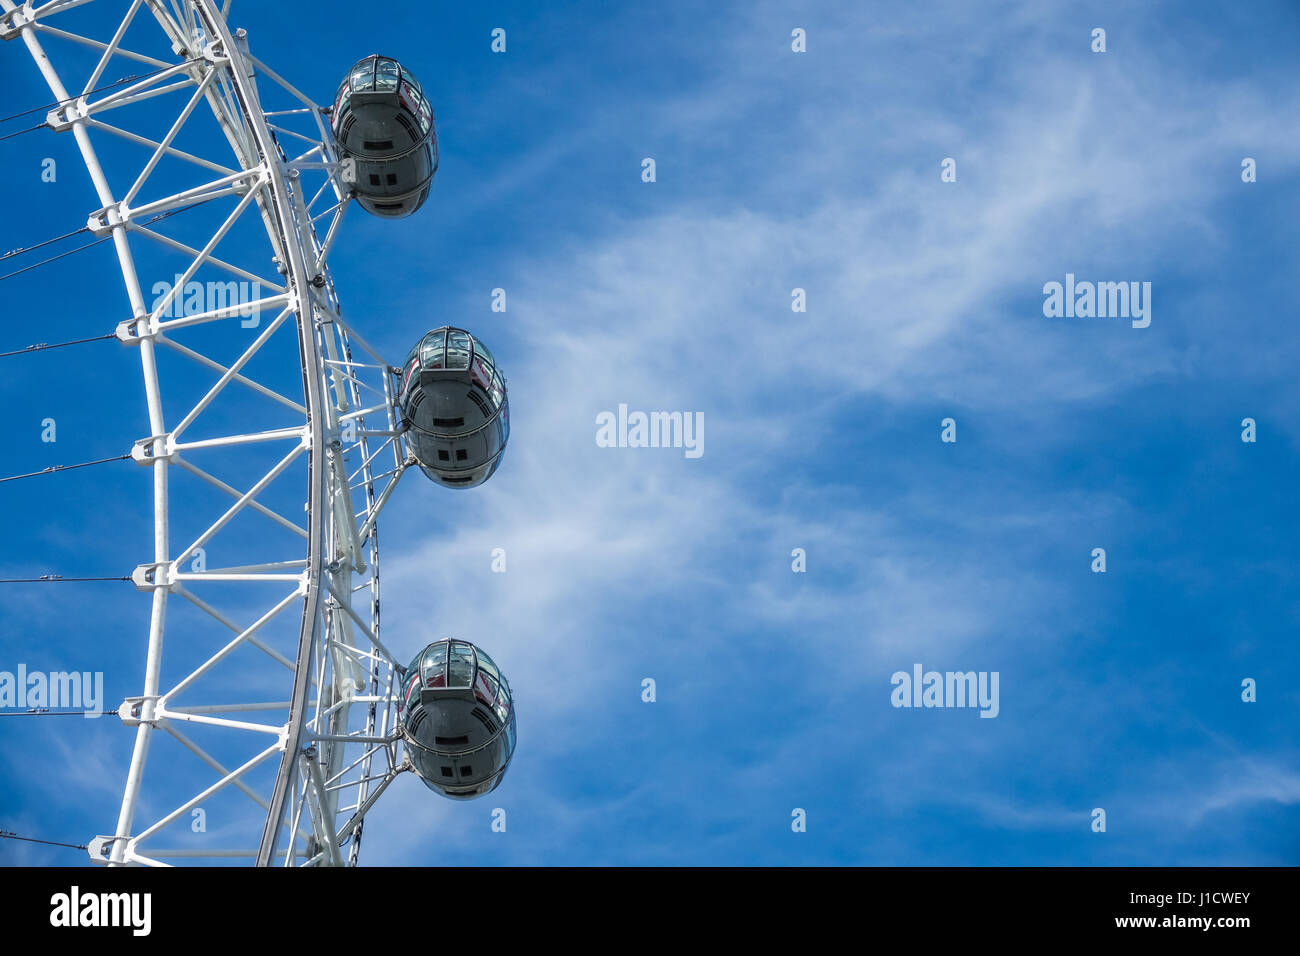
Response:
[1,0,414,865]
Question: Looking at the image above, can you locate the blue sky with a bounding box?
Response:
[2,0,1299,865]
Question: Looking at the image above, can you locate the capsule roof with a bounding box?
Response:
[333,54,433,138]
[406,327,493,369]
[404,639,510,699]
[400,327,506,408]
[342,54,422,95]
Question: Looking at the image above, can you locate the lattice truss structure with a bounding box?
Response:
[1,0,419,865]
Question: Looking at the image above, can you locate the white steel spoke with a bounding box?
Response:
[173,585,299,673]
[163,723,272,811]
[171,305,293,439]
[85,115,236,176]
[28,23,174,69]
[129,221,287,290]
[81,0,144,96]
[83,66,203,116]
[170,424,305,453]
[126,165,261,221]
[159,337,303,415]
[122,68,222,206]
[172,456,308,539]
[169,701,300,713]
[129,740,282,847]
[173,442,305,566]
[153,290,291,334]
[146,177,267,321]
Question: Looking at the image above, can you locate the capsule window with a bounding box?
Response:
[420,329,447,368]
[386,173,398,186]
[446,331,472,370]
[405,83,432,135]
[459,766,473,777]
[350,62,374,92]
[447,643,475,688]
[456,449,468,461]
[420,642,448,687]
[437,449,449,462]
[369,174,380,186]
[477,653,501,684]
[440,767,453,778]
[375,59,400,92]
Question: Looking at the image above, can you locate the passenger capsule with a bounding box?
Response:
[332,55,437,218]
[396,327,509,488]
[398,640,517,799]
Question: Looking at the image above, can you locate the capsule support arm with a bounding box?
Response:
[356,453,414,543]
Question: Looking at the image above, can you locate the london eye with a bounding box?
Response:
[0,0,512,866]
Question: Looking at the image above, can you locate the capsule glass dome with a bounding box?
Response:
[398,640,516,800]
[331,55,437,218]
[396,327,509,489]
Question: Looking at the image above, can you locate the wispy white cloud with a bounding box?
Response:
[363,1,1300,862]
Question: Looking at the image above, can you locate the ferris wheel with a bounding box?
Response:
[0,0,516,866]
